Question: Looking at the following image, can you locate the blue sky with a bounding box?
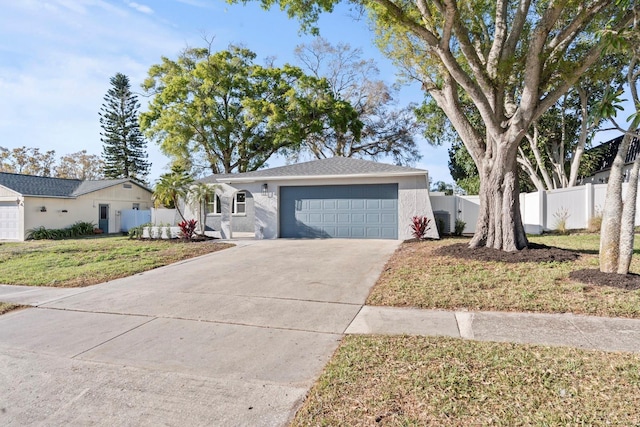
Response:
[0,0,452,185]
[0,0,633,187]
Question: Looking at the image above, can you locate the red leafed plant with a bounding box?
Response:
[410,216,431,240]
[178,219,198,240]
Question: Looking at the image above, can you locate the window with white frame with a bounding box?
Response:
[234,192,246,214]
[205,192,246,215]
[205,192,219,214]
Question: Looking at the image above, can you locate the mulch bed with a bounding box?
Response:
[434,241,640,290]
[434,242,580,263]
[569,269,640,290]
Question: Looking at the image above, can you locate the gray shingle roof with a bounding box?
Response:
[0,172,151,197]
[199,157,426,183]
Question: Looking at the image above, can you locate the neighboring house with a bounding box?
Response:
[187,157,438,241]
[0,172,153,241]
[581,132,640,185]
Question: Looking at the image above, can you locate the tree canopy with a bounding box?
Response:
[0,147,104,180]
[289,37,423,165]
[140,44,360,176]
[234,0,635,250]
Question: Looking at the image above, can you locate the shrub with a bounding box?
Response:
[454,219,466,236]
[128,222,151,239]
[27,221,96,240]
[410,216,431,240]
[178,219,198,240]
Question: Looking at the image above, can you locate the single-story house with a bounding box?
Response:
[0,172,153,240]
[581,132,640,185]
[188,157,438,240]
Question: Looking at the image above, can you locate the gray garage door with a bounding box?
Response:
[279,184,398,239]
[0,202,19,240]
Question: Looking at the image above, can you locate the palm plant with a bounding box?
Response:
[187,182,216,236]
[153,166,193,223]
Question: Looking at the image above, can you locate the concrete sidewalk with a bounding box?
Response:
[347,305,640,353]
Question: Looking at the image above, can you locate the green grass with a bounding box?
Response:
[0,236,233,287]
[292,335,640,426]
[0,302,22,315]
[367,233,640,318]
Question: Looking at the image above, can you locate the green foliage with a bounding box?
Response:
[27,221,96,240]
[153,165,193,222]
[454,219,466,236]
[100,73,150,182]
[128,222,151,239]
[141,44,359,175]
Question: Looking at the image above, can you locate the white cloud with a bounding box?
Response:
[127,1,153,14]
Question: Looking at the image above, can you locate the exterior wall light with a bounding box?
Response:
[40,206,47,212]
[262,183,268,195]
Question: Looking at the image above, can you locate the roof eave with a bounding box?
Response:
[216,171,427,184]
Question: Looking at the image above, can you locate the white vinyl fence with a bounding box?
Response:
[431,183,639,235]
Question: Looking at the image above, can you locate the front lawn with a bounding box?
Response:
[0,236,233,287]
[293,335,640,426]
[368,234,640,318]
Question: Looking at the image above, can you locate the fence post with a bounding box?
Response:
[585,183,593,229]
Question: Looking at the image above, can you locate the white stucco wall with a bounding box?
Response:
[22,184,152,239]
[196,174,436,240]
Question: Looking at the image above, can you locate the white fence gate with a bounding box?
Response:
[120,209,151,232]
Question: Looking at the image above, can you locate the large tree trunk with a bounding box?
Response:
[470,143,528,251]
[600,134,632,273]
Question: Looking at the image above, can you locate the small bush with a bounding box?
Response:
[128,222,151,239]
[454,219,466,236]
[410,216,431,240]
[178,219,198,240]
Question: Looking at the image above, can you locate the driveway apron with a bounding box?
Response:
[0,239,398,426]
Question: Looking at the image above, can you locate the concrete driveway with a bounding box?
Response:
[0,239,399,426]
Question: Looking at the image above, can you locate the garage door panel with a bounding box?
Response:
[381,200,396,209]
[323,213,336,222]
[381,213,397,223]
[0,203,20,240]
[337,200,350,209]
[351,199,365,209]
[308,213,322,222]
[351,213,365,223]
[280,184,398,239]
[337,214,350,223]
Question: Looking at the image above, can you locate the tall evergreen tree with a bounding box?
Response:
[100,73,151,182]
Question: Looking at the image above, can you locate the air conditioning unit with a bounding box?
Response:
[433,210,451,235]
